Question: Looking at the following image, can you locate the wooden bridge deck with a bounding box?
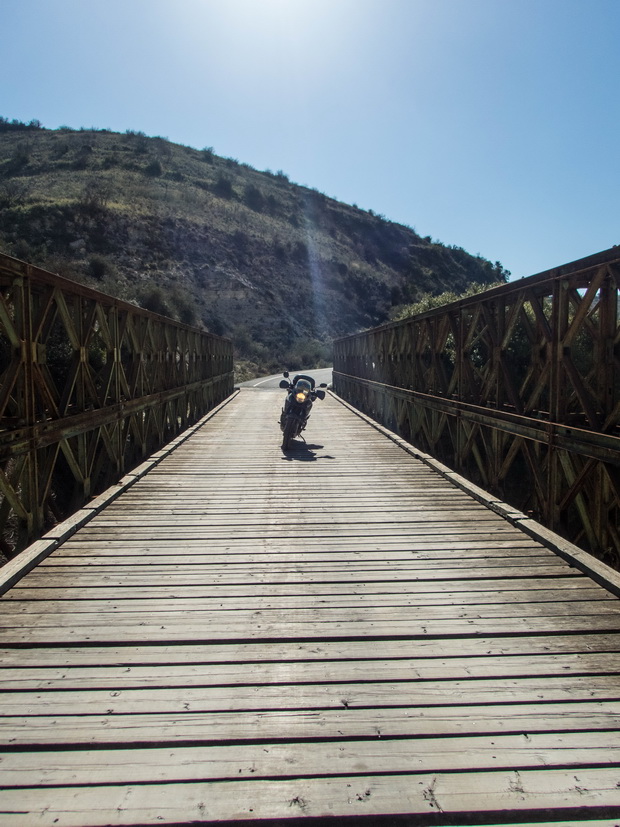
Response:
[1,389,620,826]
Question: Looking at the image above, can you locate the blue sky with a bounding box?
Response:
[1,0,619,279]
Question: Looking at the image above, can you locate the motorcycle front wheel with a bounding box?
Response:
[281,417,297,450]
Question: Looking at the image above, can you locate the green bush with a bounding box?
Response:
[392,281,505,321]
[138,285,172,317]
[88,255,114,281]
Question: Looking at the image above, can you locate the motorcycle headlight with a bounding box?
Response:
[295,392,307,402]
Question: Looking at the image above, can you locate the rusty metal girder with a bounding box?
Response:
[334,247,620,567]
[0,252,234,557]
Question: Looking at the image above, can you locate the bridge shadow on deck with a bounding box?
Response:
[1,390,620,826]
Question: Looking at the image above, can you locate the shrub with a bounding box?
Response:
[213,175,233,199]
[102,152,119,169]
[125,130,149,153]
[11,239,35,261]
[138,286,172,317]
[202,312,227,336]
[11,141,31,168]
[170,289,197,325]
[0,179,29,207]
[0,117,42,132]
[73,144,93,170]
[392,281,505,321]
[286,337,333,371]
[88,255,112,280]
[51,141,70,159]
[243,184,265,212]
[145,159,163,177]
[78,180,112,212]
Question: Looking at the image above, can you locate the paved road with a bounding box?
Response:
[238,367,333,389]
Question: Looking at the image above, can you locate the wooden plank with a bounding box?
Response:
[2,702,620,746]
[83,512,502,528]
[42,546,554,564]
[30,555,571,572]
[10,569,585,590]
[57,532,544,545]
[4,614,620,644]
[3,732,620,787]
[3,632,620,667]
[4,587,613,612]
[2,768,620,826]
[3,578,597,603]
[3,650,620,691]
[64,521,523,534]
[2,675,620,713]
[2,600,619,628]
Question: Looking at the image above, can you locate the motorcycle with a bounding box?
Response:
[278,372,327,450]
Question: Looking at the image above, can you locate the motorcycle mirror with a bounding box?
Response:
[279,380,290,389]
[283,371,289,378]
[315,390,326,400]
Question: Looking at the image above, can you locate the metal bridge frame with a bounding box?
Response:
[0,252,234,556]
[334,247,620,566]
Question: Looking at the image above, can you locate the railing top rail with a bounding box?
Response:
[0,251,231,343]
[334,245,620,343]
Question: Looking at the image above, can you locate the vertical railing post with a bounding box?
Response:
[16,271,39,543]
[547,277,568,532]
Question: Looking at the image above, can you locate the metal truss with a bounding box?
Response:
[334,247,620,566]
[0,252,234,557]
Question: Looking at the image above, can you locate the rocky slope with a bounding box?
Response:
[0,120,508,375]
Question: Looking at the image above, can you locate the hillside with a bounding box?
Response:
[0,119,509,376]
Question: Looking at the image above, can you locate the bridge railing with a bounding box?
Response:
[334,247,620,566]
[0,252,234,557]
